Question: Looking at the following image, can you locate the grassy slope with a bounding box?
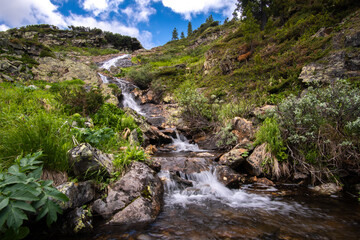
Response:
[135,7,359,108]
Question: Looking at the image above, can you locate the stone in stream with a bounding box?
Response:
[218,148,248,171]
[245,143,270,177]
[151,156,209,175]
[311,183,342,195]
[92,162,163,225]
[68,143,114,176]
[231,117,255,142]
[61,207,93,234]
[215,165,246,189]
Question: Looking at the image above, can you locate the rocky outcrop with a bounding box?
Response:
[61,207,93,234]
[68,143,114,176]
[124,108,172,146]
[56,181,95,210]
[92,162,163,225]
[152,156,209,175]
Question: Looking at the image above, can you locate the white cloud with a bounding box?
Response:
[121,0,156,24]
[80,0,124,16]
[0,0,66,27]
[160,0,236,20]
[0,24,10,31]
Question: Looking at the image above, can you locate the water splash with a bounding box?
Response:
[171,130,204,152]
[159,169,306,214]
[115,78,145,116]
[98,73,109,84]
[101,54,130,70]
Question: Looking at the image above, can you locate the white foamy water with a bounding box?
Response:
[98,73,109,84]
[159,170,305,214]
[101,54,130,70]
[171,130,204,152]
[115,77,145,115]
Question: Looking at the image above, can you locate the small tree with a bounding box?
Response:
[187,22,193,36]
[242,10,260,49]
[180,32,185,39]
[172,28,179,41]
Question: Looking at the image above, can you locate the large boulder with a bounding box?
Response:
[218,148,247,171]
[231,117,255,142]
[68,143,114,176]
[56,181,95,210]
[215,165,246,189]
[151,156,209,175]
[92,162,163,225]
[244,143,271,176]
[60,207,93,235]
[124,108,172,146]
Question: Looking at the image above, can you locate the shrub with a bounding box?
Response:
[0,152,68,239]
[254,117,288,162]
[71,127,116,150]
[126,65,153,90]
[113,145,147,172]
[56,86,104,116]
[278,80,360,183]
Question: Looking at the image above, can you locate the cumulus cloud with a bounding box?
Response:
[121,0,156,24]
[0,24,10,31]
[160,0,236,20]
[0,0,66,27]
[80,0,124,16]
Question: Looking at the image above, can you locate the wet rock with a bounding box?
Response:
[68,143,114,176]
[56,181,95,210]
[215,165,246,188]
[129,129,140,145]
[231,117,255,141]
[245,143,271,176]
[61,207,93,234]
[125,108,172,146]
[256,177,275,186]
[312,183,342,195]
[93,162,163,224]
[152,156,209,175]
[219,148,248,171]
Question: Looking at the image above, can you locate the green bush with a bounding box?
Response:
[113,145,147,172]
[278,80,360,183]
[126,65,153,90]
[71,127,115,150]
[0,152,68,239]
[254,117,288,161]
[56,86,104,116]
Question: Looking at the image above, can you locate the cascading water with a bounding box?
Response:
[100,54,131,70]
[89,56,360,240]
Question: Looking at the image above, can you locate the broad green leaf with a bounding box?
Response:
[35,204,49,222]
[9,189,39,202]
[7,165,20,175]
[32,195,47,209]
[0,175,24,188]
[43,187,69,202]
[0,197,9,211]
[27,166,43,179]
[0,207,10,227]
[12,201,36,213]
[6,204,27,229]
[45,200,62,226]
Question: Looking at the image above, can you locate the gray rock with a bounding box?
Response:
[312,183,342,195]
[245,143,271,176]
[92,162,163,225]
[56,181,95,210]
[231,117,255,141]
[219,148,247,171]
[61,207,93,234]
[68,143,114,176]
[215,165,245,189]
[345,31,360,47]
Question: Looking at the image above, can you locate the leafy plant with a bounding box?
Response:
[113,146,147,172]
[254,117,288,162]
[71,127,115,148]
[0,152,68,239]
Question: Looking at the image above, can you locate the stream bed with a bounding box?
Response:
[78,56,360,240]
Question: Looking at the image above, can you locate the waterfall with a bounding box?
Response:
[115,77,145,115]
[100,54,130,70]
[171,129,204,152]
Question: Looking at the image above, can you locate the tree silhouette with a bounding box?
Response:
[180,32,185,39]
[187,22,193,36]
[172,28,179,41]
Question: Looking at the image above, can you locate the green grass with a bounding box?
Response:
[51,45,119,56]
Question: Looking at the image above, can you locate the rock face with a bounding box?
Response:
[56,181,95,210]
[92,162,163,225]
[68,143,114,176]
[152,156,209,175]
[61,207,93,234]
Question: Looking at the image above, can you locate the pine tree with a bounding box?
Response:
[180,32,185,39]
[172,28,179,41]
[187,22,192,37]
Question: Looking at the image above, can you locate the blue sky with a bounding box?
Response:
[0,0,237,49]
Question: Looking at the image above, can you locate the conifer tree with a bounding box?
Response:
[180,32,185,39]
[172,28,179,41]
[187,22,192,36]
